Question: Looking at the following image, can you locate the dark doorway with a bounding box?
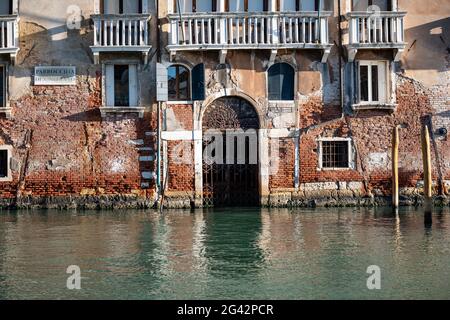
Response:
[202,97,260,207]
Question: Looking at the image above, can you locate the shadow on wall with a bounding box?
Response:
[15,18,95,73]
[403,17,450,72]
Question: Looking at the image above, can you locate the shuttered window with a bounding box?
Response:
[105,64,139,107]
[268,63,295,101]
[168,65,190,101]
[358,61,387,104]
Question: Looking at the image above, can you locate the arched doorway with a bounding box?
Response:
[202,96,260,207]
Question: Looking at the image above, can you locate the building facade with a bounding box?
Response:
[0,0,449,209]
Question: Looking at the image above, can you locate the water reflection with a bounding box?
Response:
[0,207,449,299]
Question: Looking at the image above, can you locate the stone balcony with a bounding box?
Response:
[0,15,20,63]
[346,11,407,61]
[90,14,152,64]
[167,11,332,63]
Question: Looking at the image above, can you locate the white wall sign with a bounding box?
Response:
[34,66,77,85]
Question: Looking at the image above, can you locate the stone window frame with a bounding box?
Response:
[358,60,388,104]
[165,62,194,105]
[267,62,296,102]
[352,59,397,111]
[317,137,355,171]
[0,145,12,182]
[100,60,146,118]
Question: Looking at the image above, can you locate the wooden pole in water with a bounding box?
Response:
[392,125,400,209]
[421,125,433,222]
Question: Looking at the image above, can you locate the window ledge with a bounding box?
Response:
[0,107,12,119]
[100,106,148,118]
[352,103,397,111]
[166,101,194,105]
[317,167,355,172]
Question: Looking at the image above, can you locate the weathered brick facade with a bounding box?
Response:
[0,0,449,208]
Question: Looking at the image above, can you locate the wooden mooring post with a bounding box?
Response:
[392,125,400,209]
[421,125,433,225]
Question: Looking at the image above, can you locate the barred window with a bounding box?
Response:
[321,140,350,169]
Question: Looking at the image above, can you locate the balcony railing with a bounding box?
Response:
[167,12,332,50]
[91,14,151,63]
[0,15,19,53]
[347,11,406,47]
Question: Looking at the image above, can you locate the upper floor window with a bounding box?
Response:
[168,65,190,101]
[0,0,12,15]
[101,0,142,14]
[175,0,271,12]
[175,0,216,13]
[167,64,205,101]
[358,60,387,104]
[268,63,295,101]
[105,64,138,107]
[352,0,392,11]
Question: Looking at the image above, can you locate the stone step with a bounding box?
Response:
[139,156,155,162]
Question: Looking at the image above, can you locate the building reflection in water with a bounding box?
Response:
[0,208,449,299]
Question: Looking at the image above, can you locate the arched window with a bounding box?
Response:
[168,65,190,101]
[268,63,295,101]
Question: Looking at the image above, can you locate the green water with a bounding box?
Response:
[0,207,449,300]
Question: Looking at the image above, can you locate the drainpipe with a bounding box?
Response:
[338,0,344,111]
[156,0,162,197]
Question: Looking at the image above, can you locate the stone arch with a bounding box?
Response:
[201,95,261,207]
[201,89,265,129]
[202,96,260,131]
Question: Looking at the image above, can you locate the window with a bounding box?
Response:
[102,0,142,14]
[268,63,295,101]
[0,0,12,15]
[300,0,322,11]
[279,0,297,11]
[352,0,391,11]
[0,146,11,181]
[319,139,352,169]
[168,65,190,101]
[176,0,214,13]
[358,61,387,104]
[105,64,138,107]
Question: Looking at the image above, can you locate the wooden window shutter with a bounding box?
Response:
[105,65,115,107]
[128,65,138,106]
[354,61,361,104]
[192,63,205,101]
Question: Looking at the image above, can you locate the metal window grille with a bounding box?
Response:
[322,141,349,168]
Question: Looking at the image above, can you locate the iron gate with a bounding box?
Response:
[202,97,260,207]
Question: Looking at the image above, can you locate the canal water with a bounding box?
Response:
[0,207,449,300]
